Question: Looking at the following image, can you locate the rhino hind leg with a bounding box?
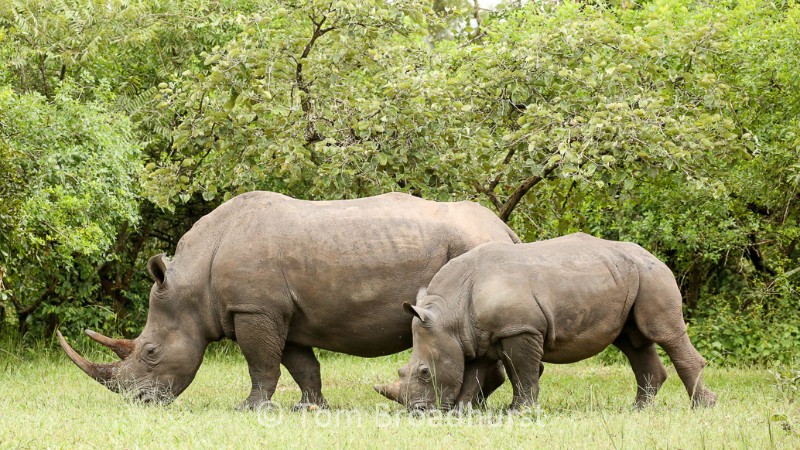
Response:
[499,332,545,412]
[281,343,328,410]
[632,270,717,408]
[657,333,717,408]
[234,313,289,410]
[613,329,667,408]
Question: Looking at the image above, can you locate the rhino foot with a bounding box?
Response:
[506,403,540,417]
[692,390,717,408]
[292,401,327,412]
[237,398,277,411]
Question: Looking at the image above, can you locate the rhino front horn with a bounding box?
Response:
[84,329,136,360]
[57,330,121,392]
[374,382,403,404]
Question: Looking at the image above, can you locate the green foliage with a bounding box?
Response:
[0,84,140,335]
[144,0,437,205]
[690,302,800,366]
[1,0,266,338]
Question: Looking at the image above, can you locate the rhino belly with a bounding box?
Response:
[475,260,635,364]
[286,308,414,357]
[538,265,634,363]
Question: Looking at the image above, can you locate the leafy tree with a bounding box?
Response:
[144,0,435,205]
[1,0,264,336]
[0,84,139,334]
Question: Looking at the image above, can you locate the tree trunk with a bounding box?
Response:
[745,233,776,277]
[682,263,706,318]
[14,279,56,335]
[98,224,148,325]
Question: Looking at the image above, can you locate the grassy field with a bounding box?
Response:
[1,341,798,449]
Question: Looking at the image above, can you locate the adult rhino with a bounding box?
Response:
[58,191,518,409]
[376,233,717,411]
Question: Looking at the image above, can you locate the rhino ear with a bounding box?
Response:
[403,302,435,324]
[147,253,169,287]
[416,287,428,304]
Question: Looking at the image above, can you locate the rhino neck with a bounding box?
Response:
[426,261,479,360]
[436,291,478,361]
[163,275,227,344]
[194,280,227,342]
[168,240,229,343]
[458,294,480,360]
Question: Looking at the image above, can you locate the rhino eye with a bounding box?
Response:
[142,344,162,365]
[419,366,430,377]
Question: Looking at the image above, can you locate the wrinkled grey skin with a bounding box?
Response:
[376,233,717,411]
[59,191,519,409]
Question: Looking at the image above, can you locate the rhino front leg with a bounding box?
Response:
[234,313,288,410]
[499,333,545,412]
[455,358,506,409]
[281,343,328,410]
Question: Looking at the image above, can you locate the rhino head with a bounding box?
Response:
[374,289,465,411]
[58,254,211,404]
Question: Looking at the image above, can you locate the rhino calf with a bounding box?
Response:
[376,233,717,411]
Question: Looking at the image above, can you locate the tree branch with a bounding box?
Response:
[473,181,502,210]
[473,146,518,210]
[497,163,559,223]
[295,13,336,145]
[471,0,484,41]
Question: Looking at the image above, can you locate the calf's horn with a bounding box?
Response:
[57,330,121,392]
[374,382,403,404]
[84,329,135,360]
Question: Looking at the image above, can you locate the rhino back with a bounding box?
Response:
[171,191,515,356]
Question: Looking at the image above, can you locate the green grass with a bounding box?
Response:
[1,342,798,449]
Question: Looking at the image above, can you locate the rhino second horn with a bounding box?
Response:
[57,330,121,392]
[84,329,135,360]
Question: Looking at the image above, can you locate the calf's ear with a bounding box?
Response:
[403,302,436,324]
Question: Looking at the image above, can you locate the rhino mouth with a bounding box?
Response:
[408,398,454,412]
[409,401,431,411]
[128,380,177,405]
[133,389,174,405]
